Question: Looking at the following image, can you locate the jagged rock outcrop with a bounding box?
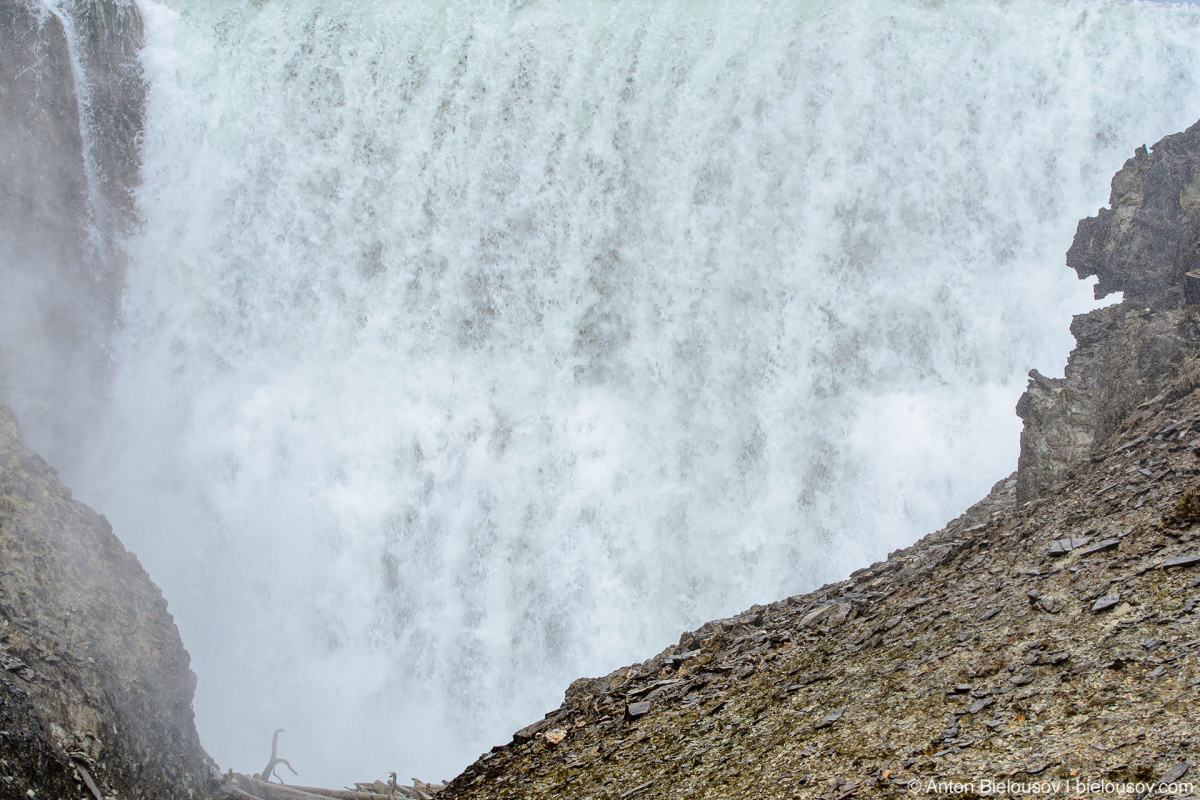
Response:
[0,406,220,799]
[438,129,1200,800]
[1069,127,1200,311]
[1017,121,1200,503]
[0,0,145,466]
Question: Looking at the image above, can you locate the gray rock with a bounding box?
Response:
[625,702,652,720]
[513,718,550,742]
[1161,553,1200,569]
[667,649,701,668]
[1038,651,1070,666]
[800,602,852,629]
[1017,123,1200,502]
[0,0,146,463]
[1093,594,1121,612]
[1077,539,1121,558]
[1038,595,1064,614]
[814,706,847,730]
[1049,538,1090,557]
[967,697,995,715]
[0,406,217,798]
[1160,763,1190,784]
[619,780,655,799]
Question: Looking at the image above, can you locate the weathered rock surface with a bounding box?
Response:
[1017,121,1200,503]
[440,127,1200,800]
[0,406,219,799]
[0,0,145,467]
[1069,126,1200,311]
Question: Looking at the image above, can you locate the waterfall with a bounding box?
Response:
[66,0,1200,784]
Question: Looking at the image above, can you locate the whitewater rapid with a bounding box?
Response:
[59,0,1200,784]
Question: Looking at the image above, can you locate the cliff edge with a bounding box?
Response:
[438,127,1200,800]
[0,406,219,799]
[1016,121,1200,504]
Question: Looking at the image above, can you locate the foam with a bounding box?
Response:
[66,0,1200,784]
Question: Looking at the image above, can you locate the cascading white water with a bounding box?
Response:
[68,0,1200,785]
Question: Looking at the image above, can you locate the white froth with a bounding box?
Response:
[68,0,1200,784]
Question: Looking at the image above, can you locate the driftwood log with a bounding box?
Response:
[229,774,396,800]
[227,730,444,800]
[258,729,298,784]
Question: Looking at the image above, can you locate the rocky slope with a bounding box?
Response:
[439,126,1200,800]
[0,406,220,800]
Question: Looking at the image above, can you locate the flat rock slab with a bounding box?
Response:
[1161,553,1200,569]
[1160,763,1190,784]
[1049,537,1090,556]
[1092,593,1121,612]
[967,697,995,715]
[625,702,652,720]
[619,781,654,799]
[814,706,847,730]
[513,718,549,741]
[1077,538,1120,558]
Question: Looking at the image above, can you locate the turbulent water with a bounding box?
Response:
[43,0,1200,784]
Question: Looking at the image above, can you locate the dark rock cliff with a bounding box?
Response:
[0,0,144,469]
[0,406,220,799]
[1017,121,1200,503]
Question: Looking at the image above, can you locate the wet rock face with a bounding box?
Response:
[68,0,147,239]
[1017,122,1200,502]
[0,406,219,799]
[0,2,90,384]
[0,0,144,467]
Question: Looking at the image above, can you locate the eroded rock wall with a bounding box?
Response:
[1016,121,1200,502]
[0,406,219,799]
